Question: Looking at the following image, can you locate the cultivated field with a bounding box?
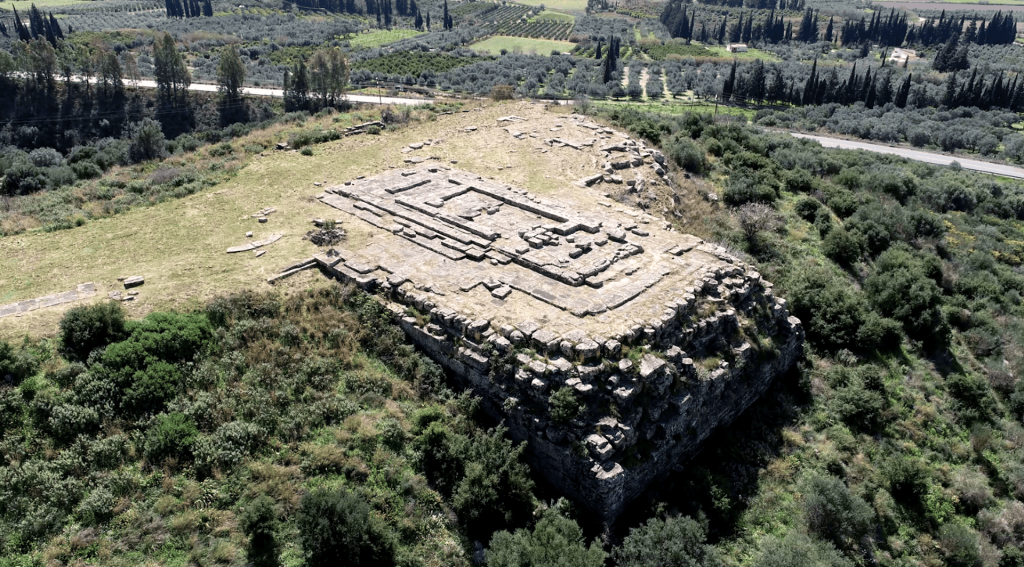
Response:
[345,28,424,48]
[469,35,576,55]
[877,0,1024,9]
[513,0,588,12]
[3,0,85,9]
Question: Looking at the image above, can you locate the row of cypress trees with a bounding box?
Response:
[3,4,65,46]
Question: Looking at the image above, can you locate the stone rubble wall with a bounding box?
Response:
[312,250,804,524]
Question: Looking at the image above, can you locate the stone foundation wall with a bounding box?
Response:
[312,252,804,524]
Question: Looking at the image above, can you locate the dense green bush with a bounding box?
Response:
[614,515,719,567]
[664,134,708,175]
[486,507,606,567]
[239,494,280,567]
[0,340,39,386]
[938,523,982,567]
[751,532,853,567]
[864,245,947,344]
[58,301,127,362]
[549,387,582,424]
[801,474,874,551]
[822,227,865,266]
[296,487,396,566]
[144,412,199,464]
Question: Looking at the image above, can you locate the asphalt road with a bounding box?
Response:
[791,132,1024,179]
[128,79,433,106]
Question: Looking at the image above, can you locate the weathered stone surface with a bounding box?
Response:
[123,276,145,289]
[313,165,804,526]
[0,283,96,318]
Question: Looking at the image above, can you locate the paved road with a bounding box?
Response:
[791,132,1024,180]
[127,78,433,106]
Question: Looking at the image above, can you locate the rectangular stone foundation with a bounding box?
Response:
[310,167,804,523]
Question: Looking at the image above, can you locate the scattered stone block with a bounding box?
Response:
[123,276,145,289]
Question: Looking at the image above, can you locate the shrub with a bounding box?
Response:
[946,373,998,424]
[832,383,887,433]
[487,508,606,567]
[822,227,865,266]
[28,148,63,168]
[145,412,199,464]
[751,531,853,567]
[664,134,708,175]
[451,426,535,540]
[549,387,582,424]
[737,202,780,244]
[881,456,930,508]
[614,515,718,567]
[239,494,280,567]
[0,340,39,386]
[76,487,115,526]
[58,301,127,362]
[793,197,821,222]
[783,168,817,193]
[123,359,183,415]
[492,84,515,100]
[71,161,104,180]
[938,523,982,567]
[865,245,947,344]
[300,147,314,156]
[296,487,396,566]
[801,474,874,550]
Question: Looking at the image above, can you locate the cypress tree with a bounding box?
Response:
[48,12,63,39]
[801,57,817,105]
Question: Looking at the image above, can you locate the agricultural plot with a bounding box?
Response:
[530,9,575,23]
[494,19,574,40]
[514,0,588,12]
[346,28,424,49]
[351,51,476,76]
[469,35,576,55]
[2,0,85,9]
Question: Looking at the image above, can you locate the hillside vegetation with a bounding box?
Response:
[2,103,1024,567]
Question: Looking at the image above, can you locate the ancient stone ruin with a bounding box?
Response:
[308,165,804,524]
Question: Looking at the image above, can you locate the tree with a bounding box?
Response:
[308,48,348,107]
[153,33,190,103]
[217,44,246,103]
[97,48,124,98]
[127,118,167,162]
[486,507,606,567]
[296,487,396,566]
[614,515,719,567]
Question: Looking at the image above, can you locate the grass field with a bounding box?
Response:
[513,0,587,12]
[0,102,615,340]
[3,0,85,9]
[595,99,757,121]
[469,35,576,55]
[529,9,575,23]
[702,44,781,61]
[345,28,424,48]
